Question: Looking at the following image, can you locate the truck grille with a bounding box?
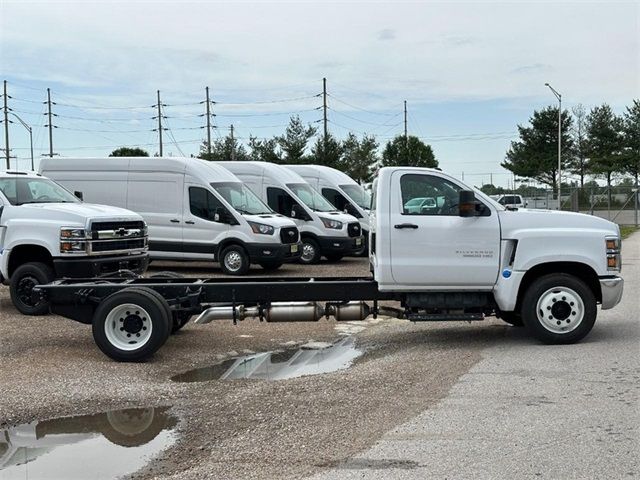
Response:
[91,238,146,253]
[279,227,299,244]
[90,221,145,234]
[88,220,147,255]
[347,222,361,238]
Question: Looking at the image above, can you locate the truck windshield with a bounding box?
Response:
[211,182,273,215]
[0,177,79,205]
[286,183,336,212]
[340,184,371,210]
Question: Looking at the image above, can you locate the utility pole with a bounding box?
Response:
[3,80,9,169]
[490,172,493,186]
[230,124,235,161]
[403,100,408,140]
[204,86,213,155]
[154,90,165,157]
[545,83,562,210]
[322,77,328,164]
[44,88,56,158]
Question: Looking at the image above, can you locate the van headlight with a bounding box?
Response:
[320,217,343,230]
[248,221,275,235]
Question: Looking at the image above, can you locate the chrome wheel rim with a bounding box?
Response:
[301,242,316,262]
[536,286,584,334]
[104,303,152,351]
[224,251,243,272]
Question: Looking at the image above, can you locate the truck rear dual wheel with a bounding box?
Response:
[92,287,171,362]
[148,271,192,333]
[521,273,597,344]
[9,262,55,315]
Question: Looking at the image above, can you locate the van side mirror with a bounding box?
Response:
[74,191,83,201]
[291,204,305,219]
[213,207,233,224]
[459,190,478,217]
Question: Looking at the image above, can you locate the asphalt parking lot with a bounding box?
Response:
[0,241,638,479]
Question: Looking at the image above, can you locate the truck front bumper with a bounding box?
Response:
[245,242,302,264]
[600,276,624,310]
[318,235,364,255]
[53,252,149,278]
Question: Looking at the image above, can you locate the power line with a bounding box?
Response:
[327,93,400,116]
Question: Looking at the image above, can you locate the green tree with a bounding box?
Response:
[569,104,589,188]
[622,100,640,190]
[109,147,149,157]
[381,135,438,168]
[277,115,317,164]
[586,104,624,206]
[310,133,343,169]
[198,133,248,162]
[248,136,282,163]
[341,133,379,184]
[501,106,574,192]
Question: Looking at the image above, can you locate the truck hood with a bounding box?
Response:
[17,203,142,224]
[242,213,297,228]
[499,209,619,238]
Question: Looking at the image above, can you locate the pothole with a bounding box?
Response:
[172,337,363,382]
[0,407,177,479]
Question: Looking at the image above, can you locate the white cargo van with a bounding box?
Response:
[218,161,364,264]
[40,157,302,275]
[285,165,371,254]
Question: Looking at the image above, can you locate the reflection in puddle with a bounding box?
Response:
[0,407,177,479]
[173,337,363,382]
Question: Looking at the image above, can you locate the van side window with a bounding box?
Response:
[189,187,225,221]
[266,187,294,216]
[322,188,362,218]
[400,174,462,216]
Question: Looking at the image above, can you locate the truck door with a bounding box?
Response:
[389,170,500,289]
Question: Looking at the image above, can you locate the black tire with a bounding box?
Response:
[300,238,321,264]
[325,254,344,262]
[9,262,55,315]
[521,273,597,344]
[219,245,250,275]
[92,287,171,362]
[148,272,191,333]
[499,311,524,327]
[259,261,283,271]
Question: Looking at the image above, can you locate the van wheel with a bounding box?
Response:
[521,273,596,344]
[92,287,171,362]
[220,245,250,275]
[300,238,321,264]
[259,261,283,271]
[10,262,54,315]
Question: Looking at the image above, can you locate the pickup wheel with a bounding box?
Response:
[220,245,250,275]
[92,287,171,362]
[10,262,55,315]
[300,238,321,264]
[521,273,597,344]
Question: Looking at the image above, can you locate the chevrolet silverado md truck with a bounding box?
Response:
[35,167,623,361]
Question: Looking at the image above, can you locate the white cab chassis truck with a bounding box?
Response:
[35,167,623,362]
[0,171,149,315]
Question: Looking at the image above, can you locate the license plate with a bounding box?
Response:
[355,238,362,246]
[291,244,298,253]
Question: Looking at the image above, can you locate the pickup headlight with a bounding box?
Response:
[320,217,343,230]
[605,236,621,271]
[248,221,275,235]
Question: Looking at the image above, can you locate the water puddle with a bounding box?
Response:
[0,407,177,479]
[172,337,363,382]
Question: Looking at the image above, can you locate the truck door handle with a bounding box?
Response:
[185,221,195,225]
[170,219,180,223]
[394,223,419,229]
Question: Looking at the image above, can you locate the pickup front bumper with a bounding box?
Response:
[600,276,624,310]
[53,252,149,278]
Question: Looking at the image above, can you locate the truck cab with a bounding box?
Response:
[0,171,149,314]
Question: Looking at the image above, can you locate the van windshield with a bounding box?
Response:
[0,177,79,205]
[211,182,273,215]
[286,183,336,212]
[340,184,371,210]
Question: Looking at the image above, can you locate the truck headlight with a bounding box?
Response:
[60,227,86,239]
[60,241,87,253]
[605,236,621,271]
[248,221,275,235]
[320,217,343,230]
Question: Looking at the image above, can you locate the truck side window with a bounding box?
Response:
[400,174,462,216]
[266,187,295,217]
[189,187,225,221]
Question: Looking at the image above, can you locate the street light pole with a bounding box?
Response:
[9,113,34,171]
[545,83,562,210]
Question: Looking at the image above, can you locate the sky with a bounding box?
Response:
[0,0,638,187]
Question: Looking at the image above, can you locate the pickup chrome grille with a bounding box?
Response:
[88,220,147,255]
[347,222,361,238]
[279,226,299,244]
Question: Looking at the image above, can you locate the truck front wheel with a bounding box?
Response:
[10,262,54,315]
[521,273,597,344]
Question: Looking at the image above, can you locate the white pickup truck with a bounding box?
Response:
[0,171,149,315]
[36,166,623,361]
